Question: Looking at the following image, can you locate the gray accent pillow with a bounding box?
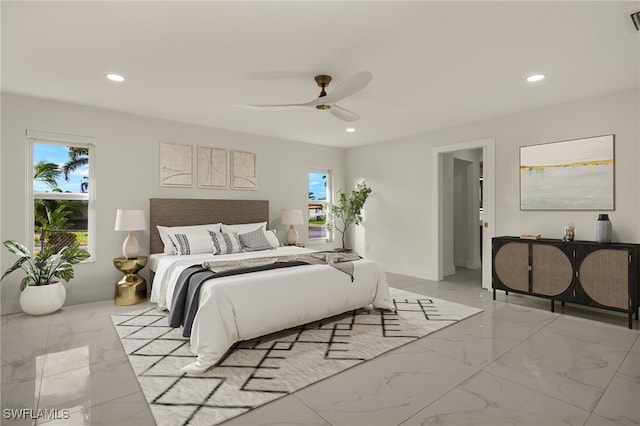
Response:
[239,227,274,252]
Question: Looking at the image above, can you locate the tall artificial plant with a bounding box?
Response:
[1,240,90,290]
[327,180,372,249]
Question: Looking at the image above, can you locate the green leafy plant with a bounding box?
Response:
[1,240,90,291]
[326,180,372,249]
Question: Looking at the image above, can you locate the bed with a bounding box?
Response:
[149,198,395,374]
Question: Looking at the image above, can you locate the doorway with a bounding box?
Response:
[431,138,495,290]
[451,152,482,273]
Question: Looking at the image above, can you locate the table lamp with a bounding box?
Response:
[281,209,303,245]
[114,209,147,258]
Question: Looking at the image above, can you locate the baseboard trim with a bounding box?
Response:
[444,265,456,277]
[378,262,432,280]
[466,259,482,269]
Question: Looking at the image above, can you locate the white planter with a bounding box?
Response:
[19,281,66,315]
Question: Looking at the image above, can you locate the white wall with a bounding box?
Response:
[3,89,637,312]
[346,88,640,279]
[1,93,345,314]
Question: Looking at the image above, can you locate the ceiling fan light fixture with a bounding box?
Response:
[316,104,331,110]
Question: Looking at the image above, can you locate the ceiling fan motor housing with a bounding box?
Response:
[314,75,332,109]
[314,75,332,87]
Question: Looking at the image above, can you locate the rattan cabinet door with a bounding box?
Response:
[531,244,573,297]
[578,248,629,310]
[494,241,529,292]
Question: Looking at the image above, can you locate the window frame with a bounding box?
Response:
[307,167,332,244]
[26,130,96,262]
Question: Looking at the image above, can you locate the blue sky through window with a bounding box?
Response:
[308,172,327,200]
[34,144,88,193]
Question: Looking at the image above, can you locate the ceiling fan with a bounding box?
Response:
[248,71,372,122]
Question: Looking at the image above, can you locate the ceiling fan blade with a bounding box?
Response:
[246,94,324,109]
[329,105,360,122]
[245,103,311,110]
[321,71,372,104]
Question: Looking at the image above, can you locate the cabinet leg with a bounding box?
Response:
[551,299,555,313]
[629,313,632,329]
[561,301,565,307]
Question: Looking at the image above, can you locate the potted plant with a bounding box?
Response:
[327,180,372,250]
[1,240,90,315]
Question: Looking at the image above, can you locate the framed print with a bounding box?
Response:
[160,142,193,187]
[231,150,257,190]
[197,146,227,189]
[520,134,614,210]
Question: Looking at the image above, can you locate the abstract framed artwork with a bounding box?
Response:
[197,146,227,189]
[520,134,614,210]
[231,150,257,190]
[159,142,193,187]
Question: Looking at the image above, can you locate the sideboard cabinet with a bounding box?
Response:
[492,236,640,328]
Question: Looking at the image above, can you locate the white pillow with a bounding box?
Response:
[157,223,221,254]
[167,232,215,256]
[221,222,267,234]
[264,229,281,249]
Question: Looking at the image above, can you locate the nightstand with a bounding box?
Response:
[113,256,148,305]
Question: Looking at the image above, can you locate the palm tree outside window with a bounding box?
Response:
[28,130,95,260]
[308,169,332,242]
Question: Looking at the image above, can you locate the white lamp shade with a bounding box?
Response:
[114,209,147,231]
[281,209,304,225]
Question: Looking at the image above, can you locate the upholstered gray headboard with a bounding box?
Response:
[149,198,269,254]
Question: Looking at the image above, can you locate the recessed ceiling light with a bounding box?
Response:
[106,73,125,82]
[526,74,546,82]
[346,128,356,133]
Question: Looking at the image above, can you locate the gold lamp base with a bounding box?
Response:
[113,256,148,305]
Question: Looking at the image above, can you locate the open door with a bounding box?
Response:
[432,138,495,290]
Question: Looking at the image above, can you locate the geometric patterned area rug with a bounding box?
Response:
[111,287,482,426]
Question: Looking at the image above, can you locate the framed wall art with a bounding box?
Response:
[160,142,193,187]
[231,150,257,190]
[520,134,614,210]
[197,146,227,189]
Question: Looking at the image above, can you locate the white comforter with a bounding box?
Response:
[150,247,394,373]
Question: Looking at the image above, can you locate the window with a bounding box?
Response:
[308,169,331,242]
[27,130,96,261]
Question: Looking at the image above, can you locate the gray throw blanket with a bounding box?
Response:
[202,251,362,279]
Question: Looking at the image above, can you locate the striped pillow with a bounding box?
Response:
[157,223,221,254]
[168,232,215,256]
[208,231,243,255]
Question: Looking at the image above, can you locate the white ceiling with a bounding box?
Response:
[3,1,639,148]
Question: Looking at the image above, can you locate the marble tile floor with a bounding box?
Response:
[1,269,639,426]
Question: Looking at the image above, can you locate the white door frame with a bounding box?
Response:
[431,138,495,290]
